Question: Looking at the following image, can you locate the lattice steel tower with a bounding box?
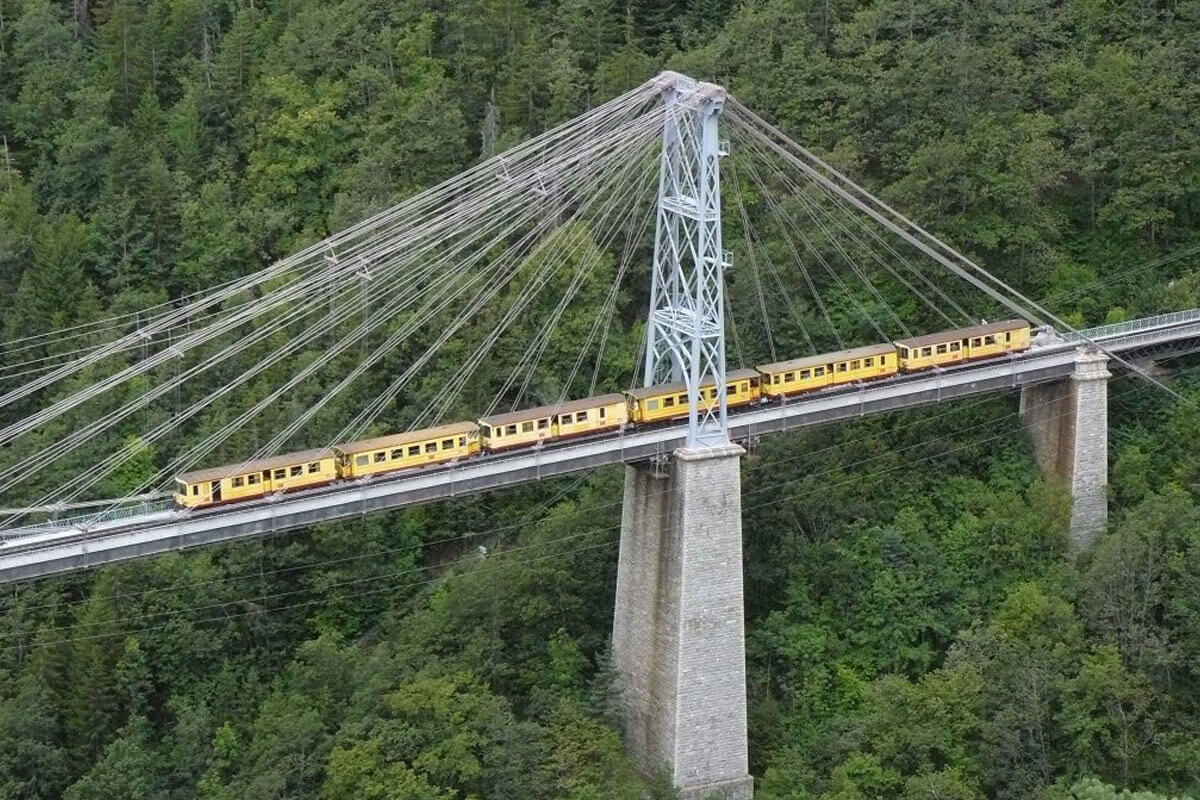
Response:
[644,72,730,447]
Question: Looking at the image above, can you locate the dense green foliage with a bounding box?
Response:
[2,0,1200,797]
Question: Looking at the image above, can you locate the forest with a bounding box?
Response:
[1,0,1200,797]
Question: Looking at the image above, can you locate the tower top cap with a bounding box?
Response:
[653,71,727,104]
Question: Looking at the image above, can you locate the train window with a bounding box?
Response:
[291,465,303,476]
[408,445,420,456]
[576,411,588,423]
[442,439,454,449]
[971,337,981,347]
[678,394,688,405]
[480,424,491,437]
[522,421,534,433]
[506,424,517,435]
[949,342,960,352]
[898,346,909,358]
[784,372,795,381]
[984,335,996,345]
[799,369,811,379]
[664,396,675,407]
[814,367,825,376]
[309,462,321,473]
[425,442,437,453]
[232,477,244,488]
[864,357,873,367]
[538,418,549,429]
[936,344,947,354]
[647,399,659,411]
[248,474,260,485]
[274,469,287,479]
[374,452,386,463]
[355,455,369,467]
[850,360,860,370]
[391,449,404,460]
[837,363,847,372]
[1005,331,1011,341]
[740,382,748,392]
[192,485,200,495]
[599,407,606,418]
[458,437,466,446]
[771,374,780,384]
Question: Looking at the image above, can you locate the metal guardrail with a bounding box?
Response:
[1066,308,1200,342]
[1,500,175,541]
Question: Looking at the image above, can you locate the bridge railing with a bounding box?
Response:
[0,499,175,541]
[1067,308,1200,343]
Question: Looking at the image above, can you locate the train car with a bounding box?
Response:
[335,421,480,479]
[625,368,761,425]
[479,394,627,451]
[174,448,338,508]
[757,342,897,399]
[895,320,1030,372]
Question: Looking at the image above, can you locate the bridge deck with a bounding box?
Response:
[3,310,1200,583]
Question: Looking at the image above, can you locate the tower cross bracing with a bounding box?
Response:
[644,72,731,447]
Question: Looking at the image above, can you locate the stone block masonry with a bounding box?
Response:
[612,445,753,800]
[1020,347,1111,551]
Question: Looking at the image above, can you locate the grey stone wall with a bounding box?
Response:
[1020,347,1110,551]
[612,446,753,799]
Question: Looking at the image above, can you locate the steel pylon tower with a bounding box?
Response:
[644,72,730,447]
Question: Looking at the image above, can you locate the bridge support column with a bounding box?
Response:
[612,444,752,800]
[1020,348,1111,551]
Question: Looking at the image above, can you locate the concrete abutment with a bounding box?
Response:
[612,445,753,799]
[1019,347,1111,551]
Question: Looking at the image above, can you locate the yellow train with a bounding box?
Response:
[174,320,1030,508]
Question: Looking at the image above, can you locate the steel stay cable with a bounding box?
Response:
[341,119,667,440]
[403,131,664,431]
[488,149,661,417]
[8,108,672,506]
[726,100,1196,408]
[737,151,845,350]
[0,82,664,423]
[253,121,665,457]
[730,160,779,361]
[96,131,655,505]
[735,128,968,328]
[732,175,819,356]
[741,149,893,343]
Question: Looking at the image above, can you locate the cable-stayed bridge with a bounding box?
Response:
[2,72,1197,798]
[2,306,1199,584]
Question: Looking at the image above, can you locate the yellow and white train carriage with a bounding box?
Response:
[174,447,338,508]
[624,368,761,425]
[335,421,480,479]
[479,394,627,451]
[895,320,1030,372]
[757,342,897,398]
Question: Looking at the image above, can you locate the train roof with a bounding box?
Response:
[335,421,478,455]
[625,368,760,400]
[895,319,1028,349]
[479,394,626,427]
[178,447,335,484]
[756,342,894,374]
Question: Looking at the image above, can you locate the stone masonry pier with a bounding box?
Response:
[612,445,753,799]
[1020,347,1111,551]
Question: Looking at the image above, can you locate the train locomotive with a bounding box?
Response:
[174,319,1030,508]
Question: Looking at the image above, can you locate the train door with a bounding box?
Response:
[210,480,222,502]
